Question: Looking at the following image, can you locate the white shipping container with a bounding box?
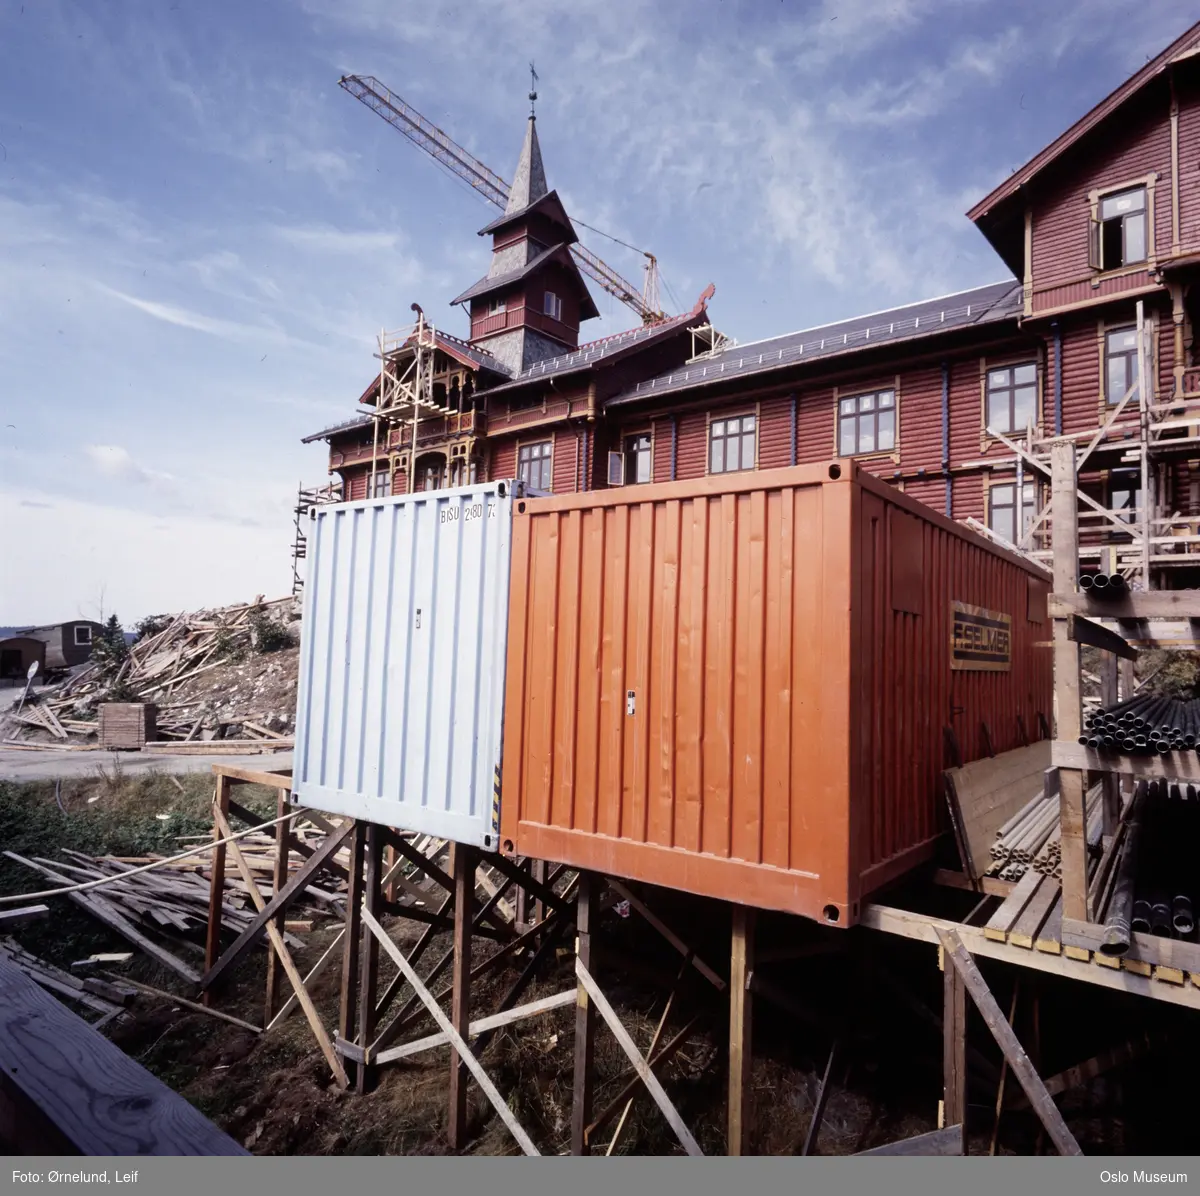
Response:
[291,480,521,848]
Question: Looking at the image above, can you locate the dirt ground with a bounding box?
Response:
[2,775,1197,1156]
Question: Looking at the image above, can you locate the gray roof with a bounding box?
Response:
[430,329,512,376]
[301,414,373,444]
[482,308,708,395]
[450,243,567,306]
[608,280,1022,407]
[505,116,547,215]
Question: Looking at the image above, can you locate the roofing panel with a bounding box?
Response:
[301,415,374,445]
[607,281,1022,408]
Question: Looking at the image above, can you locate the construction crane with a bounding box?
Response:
[338,74,666,325]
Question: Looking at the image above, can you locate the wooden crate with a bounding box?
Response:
[99,703,158,750]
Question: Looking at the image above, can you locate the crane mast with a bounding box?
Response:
[338,75,666,324]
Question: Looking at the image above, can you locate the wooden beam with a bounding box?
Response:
[937,928,1082,1156]
[857,1125,965,1156]
[1067,614,1136,659]
[108,973,262,1034]
[264,789,291,1023]
[448,844,476,1148]
[488,851,568,915]
[200,817,356,991]
[357,824,383,1096]
[576,957,703,1156]
[208,763,293,788]
[801,1038,839,1156]
[338,823,365,1055]
[1053,740,1200,783]
[933,870,1014,897]
[203,774,231,1004]
[0,904,49,927]
[214,806,348,1089]
[942,944,968,1154]
[372,990,577,1066]
[571,872,598,1156]
[1050,590,1200,619]
[361,904,540,1156]
[0,956,247,1155]
[728,904,755,1157]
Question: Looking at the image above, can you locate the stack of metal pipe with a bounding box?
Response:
[1082,694,1200,755]
[1103,779,1199,954]
[988,787,1101,881]
[1076,571,1129,597]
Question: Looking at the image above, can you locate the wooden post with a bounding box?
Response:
[1051,440,1088,922]
[264,788,291,1023]
[571,871,597,1155]
[448,844,477,1149]
[356,824,384,1094]
[515,859,529,927]
[338,822,365,1068]
[728,904,755,1156]
[203,775,231,1007]
[942,945,968,1155]
[531,859,546,924]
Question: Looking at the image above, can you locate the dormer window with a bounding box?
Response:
[1091,186,1147,271]
[489,297,507,317]
[543,291,562,322]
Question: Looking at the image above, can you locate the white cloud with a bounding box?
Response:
[94,283,291,345]
[84,444,175,490]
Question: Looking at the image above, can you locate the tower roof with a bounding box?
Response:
[505,116,548,215]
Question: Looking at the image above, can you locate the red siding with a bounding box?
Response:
[553,428,581,494]
[900,363,943,471]
[489,439,516,483]
[903,477,945,514]
[758,394,793,470]
[798,386,835,462]
[950,474,985,523]
[1179,74,1200,254]
[1059,319,1101,435]
[652,417,674,482]
[1031,93,1171,307]
[675,411,708,480]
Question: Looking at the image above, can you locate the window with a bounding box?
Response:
[986,363,1038,435]
[517,441,552,491]
[74,626,92,646]
[488,296,507,317]
[543,291,563,322]
[838,389,895,456]
[1094,187,1147,270]
[988,481,1037,547]
[1105,326,1140,405]
[709,414,756,473]
[1109,469,1141,524]
[372,469,391,498]
[623,434,652,485]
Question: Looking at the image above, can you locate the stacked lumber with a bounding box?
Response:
[99,703,157,750]
[3,596,296,750]
[0,937,135,1027]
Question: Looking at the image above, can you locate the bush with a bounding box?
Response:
[90,614,130,681]
[248,607,291,654]
[133,615,172,643]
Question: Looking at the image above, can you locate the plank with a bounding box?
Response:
[942,951,967,1154]
[372,990,577,1066]
[200,817,356,991]
[1050,591,1200,620]
[1009,878,1061,949]
[214,807,348,1089]
[1066,615,1136,659]
[728,904,754,1157]
[984,869,1045,941]
[576,958,703,1156]
[571,872,597,1155]
[0,904,50,927]
[937,927,1082,1156]
[856,1125,965,1156]
[209,763,294,787]
[108,974,262,1033]
[448,844,475,1146]
[361,905,540,1156]
[0,955,246,1154]
[1053,740,1200,783]
[801,1038,839,1156]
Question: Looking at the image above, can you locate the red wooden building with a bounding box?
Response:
[304,19,1200,589]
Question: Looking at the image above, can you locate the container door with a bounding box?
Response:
[292,480,518,848]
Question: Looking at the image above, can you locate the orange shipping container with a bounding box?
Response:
[499,461,1052,927]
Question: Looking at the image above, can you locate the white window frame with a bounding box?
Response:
[543,291,563,322]
[517,440,553,491]
[74,626,92,646]
[708,414,756,474]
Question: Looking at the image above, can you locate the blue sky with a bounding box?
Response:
[0,0,1192,623]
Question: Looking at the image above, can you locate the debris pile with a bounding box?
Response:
[2,596,301,752]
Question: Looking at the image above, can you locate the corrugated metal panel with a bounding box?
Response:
[293,480,520,848]
[500,462,1051,925]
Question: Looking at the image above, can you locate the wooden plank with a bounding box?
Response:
[0,955,247,1155]
[362,905,540,1156]
[856,1125,965,1156]
[1050,591,1200,620]
[1066,614,1136,659]
[1060,916,1200,975]
[356,824,383,1095]
[933,870,1014,898]
[1010,878,1061,950]
[942,949,967,1154]
[576,958,703,1157]
[448,844,475,1148]
[728,904,754,1156]
[984,869,1045,942]
[203,773,231,1000]
[373,990,577,1065]
[862,903,1200,1011]
[264,790,291,1023]
[108,974,262,1034]
[199,817,356,991]
[571,872,597,1155]
[1036,894,1064,954]
[338,824,365,1052]
[801,1038,838,1156]
[937,927,1082,1156]
[214,807,348,1089]
[0,904,49,927]
[1053,740,1200,782]
[209,763,294,787]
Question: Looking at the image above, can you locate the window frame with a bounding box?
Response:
[543,290,563,322]
[488,296,507,317]
[371,468,392,498]
[987,479,1039,548]
[707,411,757,475]
[1103,324,1141,407]
[516,439,553,492]
[1108,468,1141,524]
[984,360,1039,437]
[836,387,897,458]
[1088,175,1156,275]
[73,626,93,647]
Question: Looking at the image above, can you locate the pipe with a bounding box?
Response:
[1131,898,1152,935]
[1078,573,1095,590]
[1173,894,1195,936]
[1091,573,1110,591]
